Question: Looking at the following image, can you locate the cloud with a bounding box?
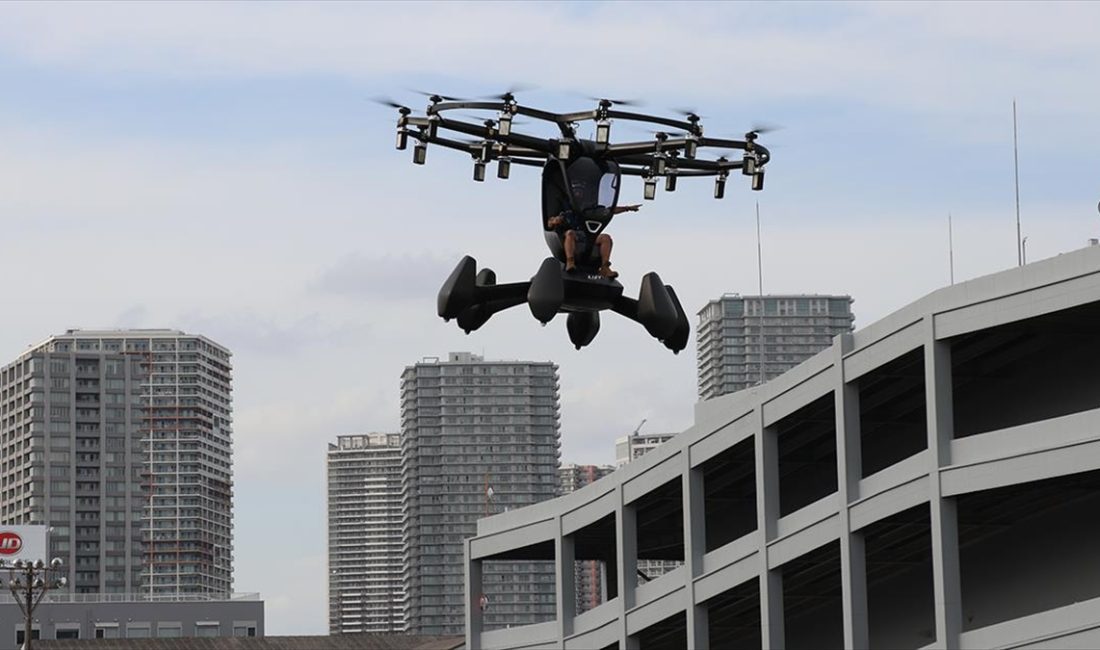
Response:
[310,251,461,301]
[175,309,367,357]
[2,1,1100,117]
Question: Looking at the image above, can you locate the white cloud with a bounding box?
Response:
[2,1,1100,117]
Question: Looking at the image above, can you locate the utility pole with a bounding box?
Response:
[4,558,66,650]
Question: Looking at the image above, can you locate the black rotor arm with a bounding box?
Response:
[605,109,698,134]
[414,132,481,156]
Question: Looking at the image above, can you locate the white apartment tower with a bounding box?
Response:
[401,352,561,635]
[0,329,233,595]
[697,294,855,400]
[327,433,405,634]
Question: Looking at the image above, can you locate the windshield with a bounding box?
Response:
[598,173,618,207]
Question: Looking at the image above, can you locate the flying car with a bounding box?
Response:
[382,91,772,353]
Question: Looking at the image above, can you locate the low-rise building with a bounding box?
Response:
[0,592,262,644]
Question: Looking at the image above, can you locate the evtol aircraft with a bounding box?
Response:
[381,91,772,353]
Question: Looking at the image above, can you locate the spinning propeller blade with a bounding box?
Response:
[747,121,784,136]
[671,107,706,121]
[587,96,643,107]
[478,84,537,101]
[411,89,466,102]
[371,96,412,112]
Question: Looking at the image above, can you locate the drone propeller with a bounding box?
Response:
[411,89,466,103]
[586,96,643,107]
[371,96,412,113]
[642,128,691,137]
[478,84,536,102]
[671,107,707,121]
[746,122,784,137]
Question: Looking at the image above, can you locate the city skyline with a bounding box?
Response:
[3,1,1100,635]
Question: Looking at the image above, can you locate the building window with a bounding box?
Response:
[232,622,257,637]
[94,624,120,639]
[55,625,80,639]
[195,622,220,638]
[126,624,150,638]
[15,629,41,645]
[156,623,182,638]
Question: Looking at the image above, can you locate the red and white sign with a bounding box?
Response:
[0,526,46,564]
[0,532,23,555]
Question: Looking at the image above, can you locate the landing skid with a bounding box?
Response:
[438,256,689,353]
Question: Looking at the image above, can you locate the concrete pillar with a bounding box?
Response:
[835,334,870,649]
[755,402,784,649]
[616,486,639,649]
[465,540,483,650]
[682,454,709,649]
[555,525,576,646]
[925,318,963,649]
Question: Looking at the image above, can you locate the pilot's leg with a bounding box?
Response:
[564,230,577,272]
[596,234,618,279]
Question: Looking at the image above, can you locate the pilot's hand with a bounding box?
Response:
[624,204,641,212]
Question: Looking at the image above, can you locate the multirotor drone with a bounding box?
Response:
[383,91,772,353]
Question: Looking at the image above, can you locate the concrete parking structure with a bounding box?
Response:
[465,244,1100,649]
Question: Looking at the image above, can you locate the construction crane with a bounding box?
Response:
[632,418,647,437]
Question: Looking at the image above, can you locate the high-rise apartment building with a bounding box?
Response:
[0,329,233,595]
[614,432,676,468]
[697,294,855,400]
[558,464,615,613]
[558,463,615,496]
[327,433,404,635]
[401,352,561,635]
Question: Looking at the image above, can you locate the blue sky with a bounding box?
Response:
[2,0,1100,635]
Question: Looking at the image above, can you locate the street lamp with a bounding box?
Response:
[4,557,66,650]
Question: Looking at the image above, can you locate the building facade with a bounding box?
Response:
[0,329,233,596]
[401,353,561,635]
[558,464,615,614]
[558,464,615,496]
[697,294,855,400]
[327,433,405,634]
[464,245,1100,649]
[0,593,262,643]
[614,432,676,468]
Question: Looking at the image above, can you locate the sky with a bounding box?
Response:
[2,0,1100,636]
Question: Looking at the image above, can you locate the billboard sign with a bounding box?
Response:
[0,526,47,565]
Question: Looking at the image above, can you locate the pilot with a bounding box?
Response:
[548,203,640,278]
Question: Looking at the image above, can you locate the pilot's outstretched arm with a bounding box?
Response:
[612,204,642,214]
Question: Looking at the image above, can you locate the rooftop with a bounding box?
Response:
[37,634,464,650]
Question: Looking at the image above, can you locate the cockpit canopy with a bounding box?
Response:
[542,155,621,236]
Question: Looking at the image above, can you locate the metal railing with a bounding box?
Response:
[0,591,259,604]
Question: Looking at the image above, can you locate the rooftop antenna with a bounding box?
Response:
[1013,99,1023,266]
[949,212,955,285]
[756,201,765,387]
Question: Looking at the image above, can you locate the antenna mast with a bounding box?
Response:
[1013,100,1023,266]
[949,212,955,285]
